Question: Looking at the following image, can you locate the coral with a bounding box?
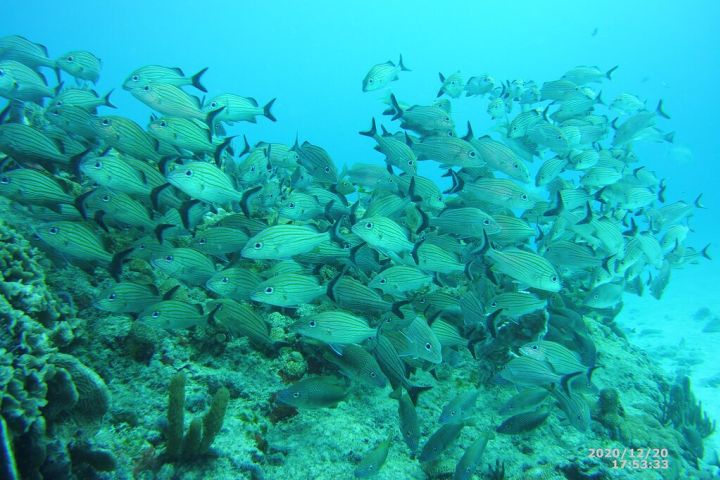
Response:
[48,353,110,419]
[162,372,230,462]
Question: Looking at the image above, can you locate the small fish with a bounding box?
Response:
[91,115,160,161]
[583,282,624,309]
[486,292,547,318]
[412,241,465,275]
[388,94,455,136]
[0,123,70,165]
[138,300,207,330]
[465,75,495,97]
[327,271,399,315]
[123,65,208,92]
[553,389,591,432]
[242,225,329,260]
[276,376,349,408]
[352,216,413,257]
[0,168,74,208]
[150,247,216,286]
[499,388,551,415]
[401,316,442,364]
[481,237,561,292]
[56,50,102,83]
[0,35,56,69]
[0,60,55,101]
[499,356,567,387]
[45,104,99,140]
[368,266,433,296]
[437,71,464,98]
[208,298,275,349]
[166,161,243,204]
[411,135,482,169]
[439,390,479,425]
[325,344,387,388]
[362,55,409,92]
[430,207,500,238]
[496,409,550,434]
[561,65,618,85]
[461,178,535,210]
[470,134,530,183]
[397,388,420,453]
[49,87,115,111]
[359,119,417,175]
[293,140,338,184]
[453,432,492,480]
[419,423,464,463]
[34,221,113,264]
[205,267,262,300]
[93,282,161,314]
[189,227,249,258]
[148,116,231,160]
[610,93,645,115]
[293,311,376,347]
[354,436,392,478]
[250,273,325,307]
[129,82,207,120]
[519,340,590,377]
[202,94,276,123]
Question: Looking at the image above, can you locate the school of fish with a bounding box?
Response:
[0,35,711,478]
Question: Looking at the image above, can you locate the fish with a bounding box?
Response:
[439,390,479,425]
[150,247,216,286]
[276,376,350,409]
[166,161,243,204]
[138,300,207,330]
[453,432,492,480]
[465,75,495,97]
[396,388,420,453]
[56,50,102,83]
[519,340,591,377]
[461,178,536,210]
[0,168,74,207]
[469,134,530,183]
[430,207,500,238]
[34,221,113,264]
[0,35,55,69]
[250,273,325,307]
[49,87,115,111]
[499,356,570,387]
[388,94,455,136]
[583,282,624,308]
[362,55,409,92]
[0,60,55,101]
[499,388,551,415]
[242,225,330,260]
[410,135,482,169]
[123,65,208,92]
[354,436,392,478]
[496,409,550,434]
[293,140,338,184]
[202,94,276,123]
[325,344,387,388]
[147,116,231,161]
[419,423,464,463]
[128,82,208,120]
[351,216,413,257]
[189,227,249,258]
[359,119,417,174]
[327,271,401,316]
[293,311,376,347]
[208,298,275,349]
[481,235,562,292]
[45,104,99,140]
[368,266,433,296]
[552,388,591,432]
[437,71,464,98]
[561,65,618,84]
[205,267,262,300]
[91,115,161,161]
[486,292,547,318]
[0,123,71,165]
[412,240,465,275]
[93,282,162,314]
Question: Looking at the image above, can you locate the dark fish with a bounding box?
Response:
[354,436,392,478]
[419,423,464,462]
[496,409,550,434]
[276,376,349,409]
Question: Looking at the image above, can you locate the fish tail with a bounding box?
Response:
[102,89,117,108]
[663,131,675,143]
[415,205,429,235]
[263,98,277,122]
[410,238,425,265]
[605,65,619,80]
[214,135,235,167]
[694,193,705,209]
[595,90,605,105]
[239,185,262,217]
[359,118,377,137]
[559,371,584,395]
[206,105,226,136]
[398,54,410,72]
[391,300,409,319]
[191,67,209,93]
[701,244,712,260]
[150,182,172,210]
[543,191,565,217]
[109,247,134,281]
[656,99,671,119]
[390,94,403,121]
[576,201,593,225]
[407,385,432,406]
[154,223,176,244]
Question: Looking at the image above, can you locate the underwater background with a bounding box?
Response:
[1,0,719,479]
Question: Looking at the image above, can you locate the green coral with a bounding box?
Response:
[163,372,230,462]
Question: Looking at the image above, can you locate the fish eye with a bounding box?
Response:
[288,202,295,208]
[250,166,256,172]
[254,242,263,249]
[66,55,74,62]
[264,286,274,294]
[324,166,330,173]
[165,255,173,261]
[55,100,63,106]
[49,227,59,234]
[469,151,476,158]
[292,392,300,398]
[0,176,9,184]
[551,275,558,282]
[94,161,102,168]
[101,119,110,126]
[369,79,374,83]
[221,276,229,283]
[365,222,373,229]
[513,163,519,169]
[521,194,528,200]
[102,194,111,202]
[483,219,490,225]
[210,101,218,108]
[143,85,150,91]
[160,120,167,127]
[132,74,140,81]
[198,238,206,245]
[370,371,377,378]
[491,301,497,308]
[424,342,432,351]
[185,169,193,176]
[531,345,539,350]
[379,278,386,284]
[108,293,117,300]
[308,320,316,327]
[593,294,599,300]
[151,311,160,318]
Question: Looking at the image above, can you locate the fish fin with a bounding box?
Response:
[214,135,235,167]
[191,67,209,92]
[205,105,225,137]
[438,72,445,82]
[576,202,593,225]
[694,193,705,209]
[543,190,564,217]
[606,65,618,79]
[329,343,345,355]
[359,118,377,137]
[238,134,251,157]
[263,98,277,122]
[240,185,262,217]
[410,238,424,265]
[150,183,172,210]
[486,309,502,339]
[349,241,367,266]
[415,206,429,235]
[407,176,422,203]
[656,99,670,119]
[101,89,116,108]
[407,385,432,406]
[74,189,95,220]
[179,199,201,230]
[560,371,584,395]
[93,210,109,232]
[701,244,712,260]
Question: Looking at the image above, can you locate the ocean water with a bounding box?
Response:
[2,0,719,479]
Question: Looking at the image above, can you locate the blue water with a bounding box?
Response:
[3,0,720,477]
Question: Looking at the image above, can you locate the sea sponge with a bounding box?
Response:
[48,353,110,419]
